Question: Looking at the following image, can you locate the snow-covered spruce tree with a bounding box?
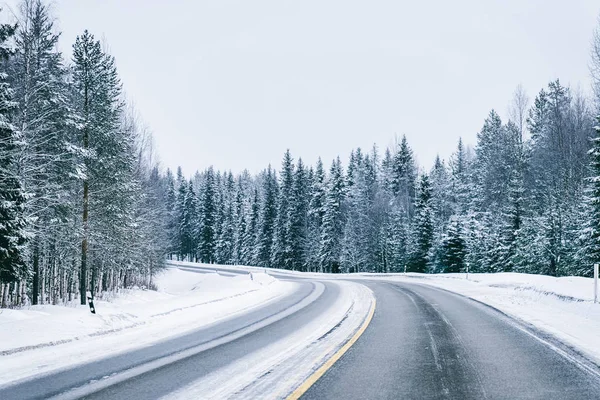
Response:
[216,172,235,264]
[163,169,178,259]
[341,149,365,273]
[391,135,417,219]
[255,165,278,268]
[139,166,170,286]
[242,188,260,265]
[498,136,525,273]
[364,146,388,273]
[319,157,345,273]
[441,217,467,273]
[271,150,294,269]
[449,137,471,216]
[0,16,27,305]
[306,158,326,271]
[302,165,315,270]
[175,168,188,260]
[288,158,309,271]
[232,179,247,265]
[199,166,217,263]
[409,174,434,273]
[341,149,379,273]
[429,155,452,271]
[180,180,198,261]
[579,117,600,275]
[387,206,409,272]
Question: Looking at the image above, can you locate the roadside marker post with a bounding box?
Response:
[594,263,598,304]
[87,296,96,314]
[466,263,469,281]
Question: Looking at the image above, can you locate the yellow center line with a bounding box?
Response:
[286,298,377,400]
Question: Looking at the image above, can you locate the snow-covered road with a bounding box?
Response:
[0,267,298,385]
[0,263,375,400]
[2,263,600,399]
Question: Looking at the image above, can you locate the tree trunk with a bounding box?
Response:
[80,79,90,305]
[52,259,58,305]
[16,281,21,305]
[32,239,39,305]
[1,283,8,307]
[21,280,26,306]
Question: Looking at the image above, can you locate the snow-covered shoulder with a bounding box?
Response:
[0,266,296,386]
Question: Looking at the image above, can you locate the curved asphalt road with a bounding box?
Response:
[0,271,338,400]
[302,280,600,399]
[3,268,600,399]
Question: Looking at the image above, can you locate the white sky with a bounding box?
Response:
[3,0,600,175]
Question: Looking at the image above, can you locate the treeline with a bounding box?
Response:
[169,80,600,277]
[0,1,169,307]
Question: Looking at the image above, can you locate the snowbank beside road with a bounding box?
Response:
[371,272,600,366]
[0,267,295,385]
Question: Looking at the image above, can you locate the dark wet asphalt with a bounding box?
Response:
[302,281,600,400]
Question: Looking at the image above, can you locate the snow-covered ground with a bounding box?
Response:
[0,267,297,385]
[361,272,600,367]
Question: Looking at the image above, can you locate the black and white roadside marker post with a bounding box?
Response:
[87,295,96,314]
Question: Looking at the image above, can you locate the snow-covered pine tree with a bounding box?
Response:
[288,158,309,271]
[256,165,278,268]
[10,0,71,304]
[341,149,365,273]
[391,135,417,218]
[199,167,217,263]
[180,180,198,261]
[271,150,294,269]
[232,178,247,265]
[216,172,235,264]
[163,169,178,259]
[441,217,466,273]
[241,187,260,265]
[526,81,592,275]
[0,17,27,298]
[72,30,125,303]
[387,206,409,272]
[319,157,345,273]
[429,155,452,271]
[409,174,434,273]
[306,158,326,271]
[579,116,600,275]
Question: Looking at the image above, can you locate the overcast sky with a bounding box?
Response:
[3,0,600,175]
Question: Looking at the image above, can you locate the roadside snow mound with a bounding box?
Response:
[416,272,595,302]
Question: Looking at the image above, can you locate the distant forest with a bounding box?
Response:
[2,1,600,308]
